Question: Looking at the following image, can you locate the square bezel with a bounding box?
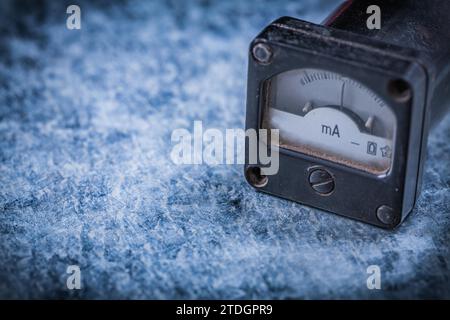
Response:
[245,17,428,228]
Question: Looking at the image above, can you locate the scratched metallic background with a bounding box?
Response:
[0,0,449,299]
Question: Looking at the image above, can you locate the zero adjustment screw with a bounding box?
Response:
[308,168,335,195]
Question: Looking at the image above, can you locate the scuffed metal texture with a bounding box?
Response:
[0,0,449,299]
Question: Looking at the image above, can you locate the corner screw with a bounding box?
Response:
[376,205,399,226]
[252,43,273,64]
[245,166,268,188]
[388,79,412,103]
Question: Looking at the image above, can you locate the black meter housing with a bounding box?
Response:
[245,0,450,228]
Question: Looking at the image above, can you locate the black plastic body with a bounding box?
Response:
[324,0,450,129]
[245,1,450,228]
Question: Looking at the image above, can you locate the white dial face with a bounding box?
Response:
[262,68,396,175]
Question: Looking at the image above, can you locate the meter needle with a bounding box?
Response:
[340,80,346,109]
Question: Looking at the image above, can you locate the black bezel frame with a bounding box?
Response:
[245,17,428,229]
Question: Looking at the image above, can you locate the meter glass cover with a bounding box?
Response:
[262,68,396,175]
